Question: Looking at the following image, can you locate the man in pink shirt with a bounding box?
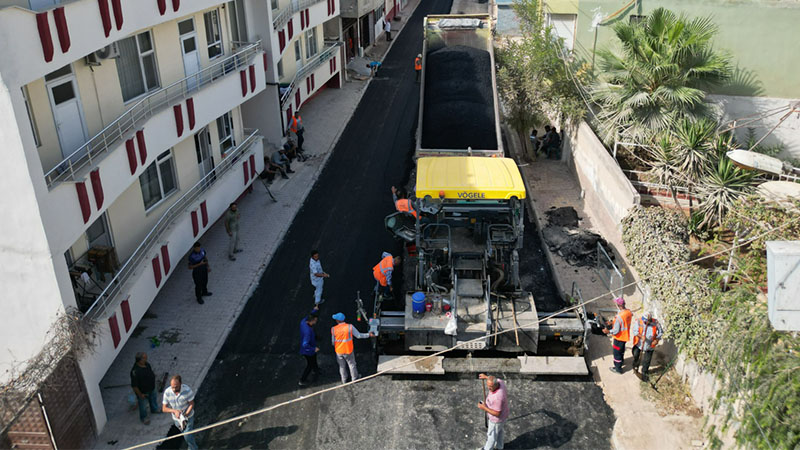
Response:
[477,373,509,449]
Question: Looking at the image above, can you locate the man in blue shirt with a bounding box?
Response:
[187,242,212,304]
[298,308,320,386]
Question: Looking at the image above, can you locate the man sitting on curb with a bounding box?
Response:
[270,148,295,179]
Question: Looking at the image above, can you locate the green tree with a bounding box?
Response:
[591,8,732,144]
[495,0,585,159]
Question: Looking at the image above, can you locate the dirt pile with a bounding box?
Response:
[542,207,609,267]
[421,45,497,150]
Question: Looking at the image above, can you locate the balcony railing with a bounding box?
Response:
[82,129,261,320]
[272,0,327,30]
[44,41,263,188]
[280,42,342,109]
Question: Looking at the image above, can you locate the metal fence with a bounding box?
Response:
[595,243,624,298]
[45,41,262,188]
[82,129,261,320]
[272,0,326,30]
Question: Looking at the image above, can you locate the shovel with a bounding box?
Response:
[481,378,488,429]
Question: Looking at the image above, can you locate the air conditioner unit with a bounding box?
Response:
[85,43,120,66]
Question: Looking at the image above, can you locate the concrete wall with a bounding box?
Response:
[563,120,640,232]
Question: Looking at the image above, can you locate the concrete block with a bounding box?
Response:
[378,355,445,375]
[517,356,588,376]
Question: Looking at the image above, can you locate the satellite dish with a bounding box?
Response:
[756,181,800,209]
[727,150,784,175]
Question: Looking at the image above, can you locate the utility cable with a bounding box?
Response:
[123,211,800,450]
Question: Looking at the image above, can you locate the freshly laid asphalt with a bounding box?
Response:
[192,1,615,447]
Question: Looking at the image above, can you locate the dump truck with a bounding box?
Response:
[415,14,504,158]
[363,156,589,376]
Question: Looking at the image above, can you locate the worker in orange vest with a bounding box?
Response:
[630,312,663,381]
[331,312,373,384]
[603,297,632,374]
[289,111,305,154]
[391,186,417,219]
[373,252,401,297]
[414,54,422,83]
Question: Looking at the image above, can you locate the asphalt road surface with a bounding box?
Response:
[190,1,616,448]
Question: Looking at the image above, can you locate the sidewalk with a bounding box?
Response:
[93,4,422,448]
[506,131,703,449]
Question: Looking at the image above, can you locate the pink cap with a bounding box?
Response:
[614,297,625,306]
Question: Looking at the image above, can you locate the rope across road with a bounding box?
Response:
[124,214,798,449]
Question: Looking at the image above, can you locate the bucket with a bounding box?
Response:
[412,292,426,314]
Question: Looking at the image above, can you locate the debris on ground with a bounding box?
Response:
[640,365,703,418]
[541,207,610,267]
[421,45,496,150]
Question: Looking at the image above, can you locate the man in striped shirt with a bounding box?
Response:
[162,375,198,450]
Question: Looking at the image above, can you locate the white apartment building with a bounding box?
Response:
[0,0,341,447]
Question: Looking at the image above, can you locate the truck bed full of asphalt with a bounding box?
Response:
[421,45,497,150]
[190,2,614,448]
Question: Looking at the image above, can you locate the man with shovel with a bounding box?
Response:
[477,373,509,450]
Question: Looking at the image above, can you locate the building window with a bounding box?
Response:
[21,86,41,147]
[227,1,247,43]
[374,5,384,20]
[546,13,577,52]
[305,28,318,59]
[277,60,284,79]
[116,31,160,102]
[294,40,302,65]
[216,112,235,153]
[271,0,278,10]
[139,150,177,211]
[204,9,223,60]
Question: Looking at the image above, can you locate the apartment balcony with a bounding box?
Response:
[82,129,263,327]
[0,0,237,88]
[280,41,342,113]
[41,41,266,256]
[271,0,339,60]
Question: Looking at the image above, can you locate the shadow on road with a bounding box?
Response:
[505,409,578,449]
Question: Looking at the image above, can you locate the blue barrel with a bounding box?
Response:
[412,292,426,313]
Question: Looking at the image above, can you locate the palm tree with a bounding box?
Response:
[645,133,685,211]
[591,8,732,144]
[695,143,759,229]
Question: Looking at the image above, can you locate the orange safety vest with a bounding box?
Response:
[290,116,302,133]
[632,318,660,350]
[395,199,418,218]
[372,255,394,286]
[414,57,422,71]
[331,323,354,354]
[612,309,633,342]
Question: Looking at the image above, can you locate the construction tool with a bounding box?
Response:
[510,298,520,347]
[649,355,678,392]
[259,177,278,202]
[481,378,488,429]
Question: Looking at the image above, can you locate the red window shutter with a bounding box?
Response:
[305,10,310,26]
[98,0,111,37]
[279,31,285,52]
[287,19,293,39]
[327,0,330,15]
[286,107,292,125]
[110,0,123,30]
[191,210,199,237]
[240,70,248,97]
[331,0,335,15]
[243,160,250,184]
[125,139,137,174]
[156,0,167,15]
[200,201,208,227]
[249,154,257,178]
[306,77,310,94]
[249,64,256,92]
[120,299,132,332]
[36,13,54,63]
[300,9,305,29]
[263,53,268,72]
[136,129,147,164]
[76,182,91,224]
[173,104,183,137]
[295,90,301,106]
[53,8,70,53]
[90,169,104,209]
[152,256,162,288]
[186,97,195,130]
[161,244,171,275]
[172,0,180,12]
[109,314,121,348]
[311,73,315,90]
